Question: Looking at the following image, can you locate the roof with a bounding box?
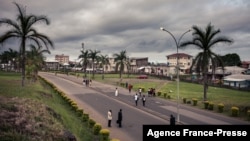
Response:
[45,60,59,63]
[166,53,192,58]
[223,74,250,81]
[212,66,247,74]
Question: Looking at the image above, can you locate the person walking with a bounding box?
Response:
[139,88,142,97]
[108,110,112,127]
[170,114,175,125]
[134,93,138,106]
[115,88,119,96]
[117,109,123,128]
[142,95,146,106]
[128,84,132,93]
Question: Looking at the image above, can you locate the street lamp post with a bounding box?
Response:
[160,27,191,123]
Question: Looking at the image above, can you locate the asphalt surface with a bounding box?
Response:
[39,72,250,141]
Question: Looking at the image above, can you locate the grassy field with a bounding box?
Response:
[0,72,94,141]
[76,72,250,121]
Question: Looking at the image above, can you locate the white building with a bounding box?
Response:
[166,53,193,76]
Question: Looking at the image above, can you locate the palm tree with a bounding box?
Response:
[180,23,233,101]
[0,2,54,86]
[98,54,110,80]
[0,48,19,71]
[26,44,50,82]
[78,49,89,78]
[113,50,130,79]
[88,49,100,79]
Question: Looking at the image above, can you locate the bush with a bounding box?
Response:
[93,123,102,135]
[88,118,96,128]
[82,113,89,122]
[217,103,224,113]
[100,129,110,141]
[247,110,250,120]
[141,87,145,92]
[157,91,161,96]
[231,106,239,117]
[76,109,84,117]
[120,83,125,87]
[203,101,209,109]
[167,95,171,99]
[192,98,198,106]
[208,102,214,110]
[163,93,167,98]
[183,98,187,104]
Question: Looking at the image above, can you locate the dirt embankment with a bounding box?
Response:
[0,96,75,141]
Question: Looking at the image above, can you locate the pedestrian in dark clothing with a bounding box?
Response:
[142,95,146,106]
[117,109,123,127]
[170,114,175,125]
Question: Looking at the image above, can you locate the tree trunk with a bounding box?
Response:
[203,73,208,101]
[21,39,26,87]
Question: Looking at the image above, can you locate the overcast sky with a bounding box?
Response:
[0,0,250,63]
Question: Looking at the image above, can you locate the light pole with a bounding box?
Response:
[160,27,191,123]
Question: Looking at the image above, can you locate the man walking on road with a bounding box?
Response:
[170,114,175,125]
[142,95,146,106]
[117,109,123,128]
[134,93,139,106]
[108,110,112,127]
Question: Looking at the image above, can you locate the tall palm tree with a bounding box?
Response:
[88,49,100,79]
[180,23,233,101]
[98,54,110,80]
[78,49,89,78]
[26,44,50,82]
[113,50,130,79]
[0,2,54,86]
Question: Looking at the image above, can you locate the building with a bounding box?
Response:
[166,53,193,75]
[223,74,250,88]
[129,57,148,73]
[102,57,148,73]
[241,61,250,69]
[55,54,69,65]
[44,60,59,71]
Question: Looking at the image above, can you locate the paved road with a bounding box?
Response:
[39,72,250,141]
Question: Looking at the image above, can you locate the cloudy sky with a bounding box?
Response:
[0,0,250,63]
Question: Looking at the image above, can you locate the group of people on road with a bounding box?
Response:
[115,87,147,107]
[109,85,176,128]
[82,77,92,87]
[134,93,146,106]
[107,109,123,128]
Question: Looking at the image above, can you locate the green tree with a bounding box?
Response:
[113,50,130,79]
[0,2,54,86]
[88,49,100,79]
[221,53,241,66]
[78,49,89,78]
[180,23,233,101]
[26,44,50,82]
[98,54,110,80]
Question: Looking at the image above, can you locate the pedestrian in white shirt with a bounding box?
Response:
[134,93,138,106]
